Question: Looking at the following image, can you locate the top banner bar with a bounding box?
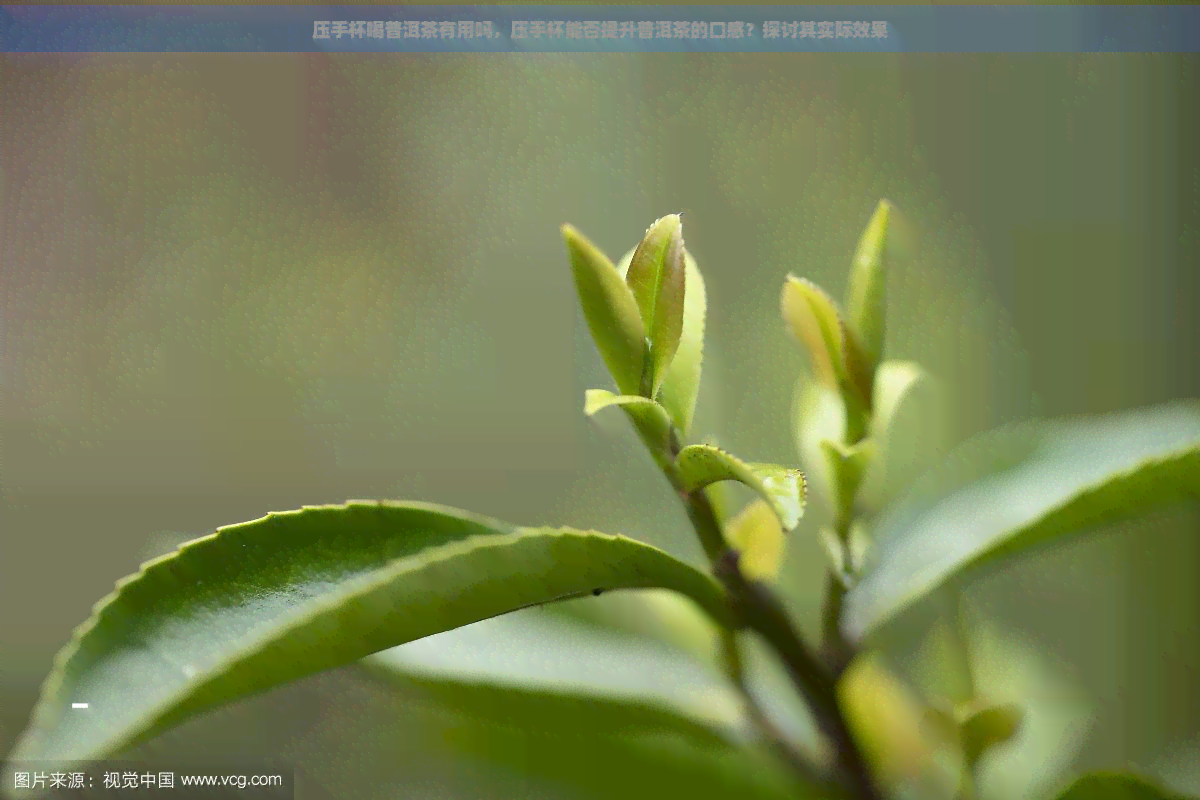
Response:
[3,5,1198,54]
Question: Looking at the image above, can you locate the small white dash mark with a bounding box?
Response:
[72,703,88,709]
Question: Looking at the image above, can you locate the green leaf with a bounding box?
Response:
[870,361,926,443]
[1050,772,1193,800]
[563,224,646,396]
[584,389,673,458]
[818,527,849,582]
[725,498,786,583]
[782,276,871,426]
[960,702,1023,767]
[919,703,962,750]
[819,438,876,523]
[908,594,977,706]
[837,653,960,796]
[359,611,836,800]
[703,479,740,527]
[675,444,807,531]
[8,501,732,771]
[840,324,875,418]
[618,245,707,435]
[844,200,892,377]
[660,252,706,435]
[550,589,724,672]
[859,361,943,514]
[782,276,845,391]
[793,379,847,513]
[844,402,1200,643]
[819,521,874,587]
[625,214,687,396]
[363,609,738,729]
[359,668,825,800]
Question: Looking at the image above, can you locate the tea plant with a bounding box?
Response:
[7,207,1199,800]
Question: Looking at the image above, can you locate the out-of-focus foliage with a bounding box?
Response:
[4,52,1197,800]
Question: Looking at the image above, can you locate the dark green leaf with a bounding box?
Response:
[844,402,1200,643]
[960,702,1023,767]
[563,224,646,396]
[1051,772,1192,800]
[361,669,830,800]
[8,501,732,772]
[360,611,839,800]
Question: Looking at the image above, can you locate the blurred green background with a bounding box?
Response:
[2,47,1198,799]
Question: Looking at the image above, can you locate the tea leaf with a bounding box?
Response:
[819,439,876,523]
[960,702,1024,767]
[618,245,707,435]
[838,654,958,795]
[8,502,731,773]
[818,527,849,581]
[845,200,892,376]
[675,445,807,531]
[782,276,845,391]
[783,277,871,420]
[585,389,673,456]
[1050,773,1193,800]
[563,224,646,396]
[703,479,740,528]
[660,252,706,435]
[363,609,735,729]
[871,362,926,443]
[725,498,786,583]
[860,361,942,513]
[625,214,687,395]
[550,589,723,672]
[840,322,875,415]
[359,665,820,800]
[919,704,961,750]
[844,402,1200,644]
[793,379,847,512]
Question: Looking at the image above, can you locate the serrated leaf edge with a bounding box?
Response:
[16,502,731,763]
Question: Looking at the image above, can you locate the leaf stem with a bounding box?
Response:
[684,486,883,800]
[720,628,832,791]
[820,570,853,675]
[820,385,871,676]
[648,417,882,799]
[820,513,855,676]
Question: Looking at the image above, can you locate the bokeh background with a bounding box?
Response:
[3,37,1198,800]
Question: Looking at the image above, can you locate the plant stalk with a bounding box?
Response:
[720,628,832,791]
[682,486,883,800]
[821,570,853,675]
[820,387,871,677]
[820,512,855,676]
[650,418,882,799]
